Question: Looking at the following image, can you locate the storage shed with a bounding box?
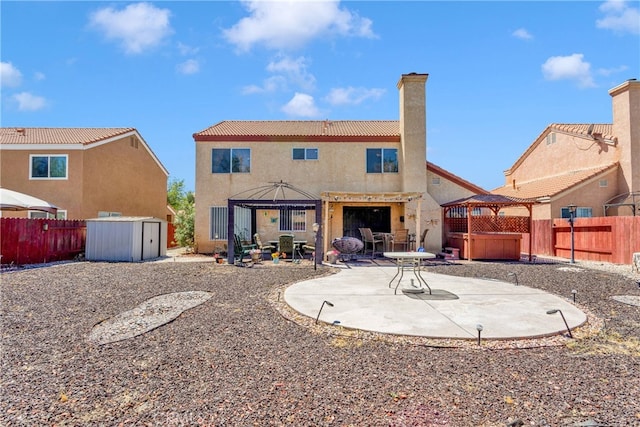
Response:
[85,216,167,262]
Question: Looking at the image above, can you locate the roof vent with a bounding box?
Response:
[16,128,26,136]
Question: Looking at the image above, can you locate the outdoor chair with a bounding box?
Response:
[419,228,429,249]
[254,233,275,259]
[392,228,409,251]
[359,227,384,258]
[278,234,295,260]
[234,234,256,264]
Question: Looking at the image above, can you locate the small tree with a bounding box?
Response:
[168,179,195,249]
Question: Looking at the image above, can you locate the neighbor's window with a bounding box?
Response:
[561,207,592,218]
[546,133,556,145]
[599,179,608,187]
[366,148,398,173]
[29,210,67,220]
[279,208,306,232]
[212,148,251,173]
[431,177,441,185]
[30,155,68,179]
[292,148,318,160]
[98,211,121,217]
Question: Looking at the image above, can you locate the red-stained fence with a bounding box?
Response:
[521,216,640,265]
[1,218,86,265]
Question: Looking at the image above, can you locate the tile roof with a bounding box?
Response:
[193,120,400,141]
[0,127,135,145]
[492,163,618,199]
[426,161,489,194]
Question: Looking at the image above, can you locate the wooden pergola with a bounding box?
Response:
[441,194,537,261]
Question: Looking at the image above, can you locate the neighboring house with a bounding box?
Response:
[0,128,169,220]
[493,79,639,220]
[193,73,487,255]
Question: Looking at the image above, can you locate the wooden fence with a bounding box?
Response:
[1,218,86,265]
[522,216,640,264]
[445,215,639,265]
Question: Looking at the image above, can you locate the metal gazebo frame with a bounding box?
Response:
[226,182,322,264]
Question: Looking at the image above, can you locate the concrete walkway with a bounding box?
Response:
[284,263,587,340]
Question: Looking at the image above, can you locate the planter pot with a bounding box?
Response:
[251,254,261,262]
[273,258,280,264]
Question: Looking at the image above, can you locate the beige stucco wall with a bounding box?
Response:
[611,80,640,195]
[506,131,618,188]
[1,134,168,220]
[195,139,408,253]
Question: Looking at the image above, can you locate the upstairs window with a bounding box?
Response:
[366,148,398,174]
[212,148,251,173]
[30,155,67,179]
[292,148,318,160]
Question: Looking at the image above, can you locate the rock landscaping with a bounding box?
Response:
[1,258,639,426]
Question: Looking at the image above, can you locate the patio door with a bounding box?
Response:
[342,206,391,238]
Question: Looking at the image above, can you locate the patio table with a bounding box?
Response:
[383,251,436,295]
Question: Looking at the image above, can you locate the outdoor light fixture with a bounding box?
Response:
[507,272,519,286]
[476,324,483,345]
[546,309,573,338]
[42,223,49,231]
[315,300,334,324]
[567,204,577,264]
[571,289,577,303]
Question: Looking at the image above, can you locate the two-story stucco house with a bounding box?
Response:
[0,127,169,220]
[492,79,639,220]
[193,73,487,257]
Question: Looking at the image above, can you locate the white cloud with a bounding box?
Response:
[223,0,376,52]
[597,64,629,76]
[1,61,23,87]
[242,75,287,94]
[13,92,47,111]
[176,59,200,75]
[325,86,385,106]
[267,55,316,90]
[541,53,595,88]
[177,42,199,56]
[281,92,320,117]
[34,72,46,81]
[89,2,173,54]
[512,28,533,40]
[596,0,640,34]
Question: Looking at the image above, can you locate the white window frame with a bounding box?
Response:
[29,154,68,180]
[29,210,67,220]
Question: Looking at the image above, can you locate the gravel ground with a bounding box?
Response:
[1,256,639,426]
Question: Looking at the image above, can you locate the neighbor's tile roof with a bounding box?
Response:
[0,127,135,145]
[193,120,400,141]
[492,163,618,199]
[426,161,489,195]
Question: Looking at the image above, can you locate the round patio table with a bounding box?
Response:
[383,251,436,294]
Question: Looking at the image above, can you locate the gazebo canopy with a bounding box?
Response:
[0,188,58,214]
[442,194,536,213]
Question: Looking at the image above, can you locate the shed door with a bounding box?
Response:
[142,222,161,259]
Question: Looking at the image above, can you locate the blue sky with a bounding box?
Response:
[2,1,639,193]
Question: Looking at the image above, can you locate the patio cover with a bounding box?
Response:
[441,194,537,261]
[0,188,58,215]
